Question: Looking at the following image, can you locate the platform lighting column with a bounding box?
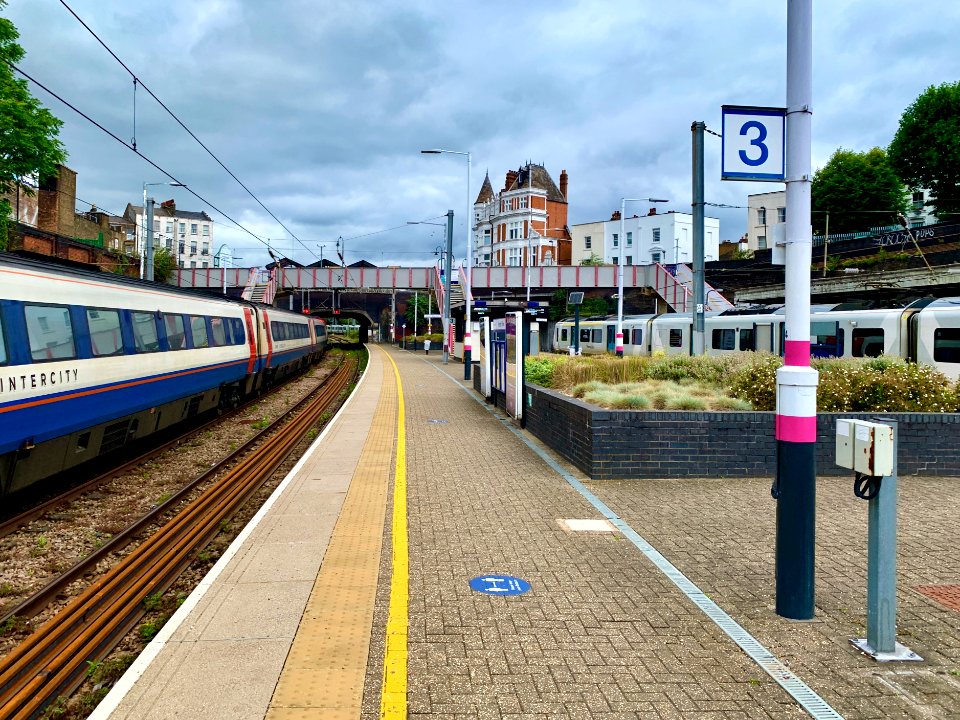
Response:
[443,210,454,364]
[617,197,668,356]
[775,0,818,621]
[422,148,472,378]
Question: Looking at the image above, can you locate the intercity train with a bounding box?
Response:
[553,299,960,378]
[0,253,327,500]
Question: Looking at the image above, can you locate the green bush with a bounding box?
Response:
[524,356,556,387]
[727,353,782,410]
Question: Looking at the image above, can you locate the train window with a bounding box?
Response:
[712,328,736,350]
[580,328,591,343]
[933,328,960,363]
[164,314,186,350]
[811,322,843,357]
[669,329,683,348]
[560,328,568,342]
[87,308,123,356]
[210,317,228,347]
[231,318,246,344]
[852,328,884,358]
[190,316,209,348]
[632,328,643,345]
[591,329,602,344]
[0,316,6,365]
[25,304,76,361]
[132,312,160,353]
[739,328,754,351]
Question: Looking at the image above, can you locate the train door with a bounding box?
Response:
[606,324,616,352]
[753,322,774,352]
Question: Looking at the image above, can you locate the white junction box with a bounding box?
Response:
[836,419,894,477]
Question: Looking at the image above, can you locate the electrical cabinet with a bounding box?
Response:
[835,419,893,477]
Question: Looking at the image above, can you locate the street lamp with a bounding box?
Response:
[422,148,473,379]
[409,217,454,364]
[617,197,668,357]
[141,181,185,280]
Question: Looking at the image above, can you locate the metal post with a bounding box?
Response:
[443,209,453,365]
[390,290,396,345]
[775,0,818,621]
[413,291,418,351]
[464,153,473,380]
[145,198,156,282]
[691,121,705,356]
[616,199,625,357]
[574,305,581,355]
[822,210,829,277]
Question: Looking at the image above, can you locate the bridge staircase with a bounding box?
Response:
[241,268,277,305]
[664,263,734,312]
[433,264,466,310]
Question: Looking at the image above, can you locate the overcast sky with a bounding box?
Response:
[7,0,960,269]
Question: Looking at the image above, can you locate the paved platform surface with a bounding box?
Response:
[94,345,960,719]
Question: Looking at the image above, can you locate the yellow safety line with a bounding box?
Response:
[379,347,408,719]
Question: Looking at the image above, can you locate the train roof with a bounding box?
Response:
[1,251,254,307]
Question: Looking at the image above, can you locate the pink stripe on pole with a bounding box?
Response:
[776,414,816,442]
[784,340,810,366]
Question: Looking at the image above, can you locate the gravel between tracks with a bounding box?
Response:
[0,350,354,716]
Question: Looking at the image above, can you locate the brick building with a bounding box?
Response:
[123,201,214,268]
[473,163,571,267]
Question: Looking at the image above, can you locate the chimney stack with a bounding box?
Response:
[505,170,518,190]
[559,169,568,202]
[648,207,657,216]
[611,210,621,221]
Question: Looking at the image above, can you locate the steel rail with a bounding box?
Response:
[0,360,337,539]
[0,356,345,626]
[0,357,358,719]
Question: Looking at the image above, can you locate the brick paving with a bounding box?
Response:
[372,346,960,719]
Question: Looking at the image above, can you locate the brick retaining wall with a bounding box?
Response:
[524,383,960,479]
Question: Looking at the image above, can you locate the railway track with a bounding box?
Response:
[0,355,359,719]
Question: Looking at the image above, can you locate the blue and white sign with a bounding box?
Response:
[721,105,786,182]
[469,575,531,596]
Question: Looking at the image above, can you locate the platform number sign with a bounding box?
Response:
[721,105,786,182]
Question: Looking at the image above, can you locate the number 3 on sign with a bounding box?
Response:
[721,105,785,182]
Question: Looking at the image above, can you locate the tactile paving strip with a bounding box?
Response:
[267,357,397,719]
[915,584,960,613]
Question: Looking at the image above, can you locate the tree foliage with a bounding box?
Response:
[889,81,960,222]
[404,292,431,330]
[811,148,905,235]
[0,2,67,247]
[153,247,177,283]
[580,253,603,266]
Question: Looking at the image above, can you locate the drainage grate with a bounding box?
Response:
[916,584,960,613]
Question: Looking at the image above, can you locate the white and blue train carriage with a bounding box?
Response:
[0,254,325,500]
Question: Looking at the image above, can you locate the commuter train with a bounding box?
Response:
[0,253,327,500]
[553,299,960,379]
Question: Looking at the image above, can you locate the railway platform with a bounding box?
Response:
[92,345,960,719]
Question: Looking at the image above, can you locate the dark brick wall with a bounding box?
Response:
[524,383,960,479]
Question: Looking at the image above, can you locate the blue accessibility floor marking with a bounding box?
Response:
[426,359,844,720]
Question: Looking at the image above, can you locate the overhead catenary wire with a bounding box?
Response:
[7,61,279,253]
[56,0,315,261]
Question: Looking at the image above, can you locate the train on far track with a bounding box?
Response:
[553,299,960,379]
[0,253,327,501]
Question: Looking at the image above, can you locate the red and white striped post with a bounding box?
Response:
[775,0,818,620]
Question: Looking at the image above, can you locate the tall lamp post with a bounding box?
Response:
[408,217,454,364]
[141,181,185,280]
[617,197,668,356]
[422,148,473,379]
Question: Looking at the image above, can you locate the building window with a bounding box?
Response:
[507,247,521,266]
[520,196,528,209]
[777,207,786,223]
[153,220,160,231]
[652,252,661,262]
[202,261,209,268]
[202,243,209,255]
[178,241,185,254]
[508,221,521,240]
[165,222,173,234]
[758,207,767,225]
[626,255,633,265]
[652,228,660,243]
[912,191,924,209]
[166,239,172,250]
[179,222,186,234]
[758,236,767,250]
[191,223,198,235]
[483,229,491,245]
[584,235,591,249]
[626,231,633,246]
[613,233,619,248]
[202,224,210,236]
[190,242,197,254]
[612,256,618,265]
